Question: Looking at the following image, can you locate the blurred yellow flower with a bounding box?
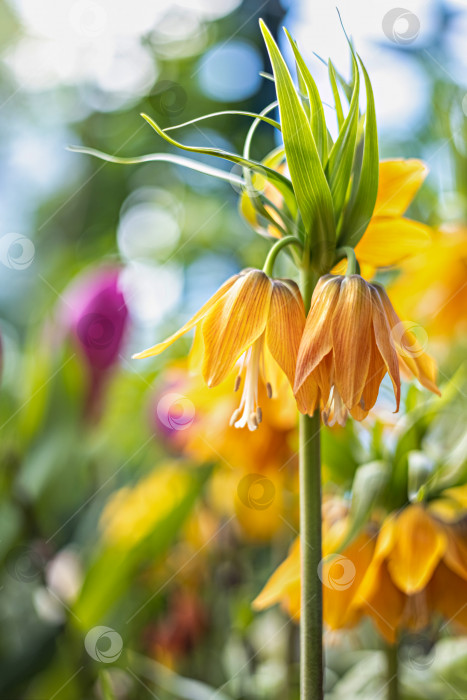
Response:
[253,498,375,629]
[356,502,467,643]
[135,269,305,431]
[153,362,299,541]
[254,495,467,645]
[388,226,467,341]
[100,464,191,548]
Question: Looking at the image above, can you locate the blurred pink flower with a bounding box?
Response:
[60,266,129,416]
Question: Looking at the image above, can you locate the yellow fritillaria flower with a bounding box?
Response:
[253,496,467,645]
[252,499,375,631]
[353,159,432,271]
[293,274,440,425]
[134,269,306,431]
[388,226,467,340]
[356,503,467,643]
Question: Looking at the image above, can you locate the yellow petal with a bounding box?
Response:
[201,270,272,386]
[294,276,342,393]
[387,505,447,594]
[323,529,375,630]
[374,159,428,217]
[266,279,305,388]
[357,516,397,602]
[133,274,239,359]
[252,538,300,611]
[376,288,440,396]
[360,561,407,644]
[356,217,432,267]
[370,286,401,410]
[331,276,372,407]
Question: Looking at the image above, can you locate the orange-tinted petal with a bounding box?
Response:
[376,286,441,396]
[374,159,428,217]
[266,279,306,388]
[387,506,447,595]
[356,216,432,267]
[331,276,372,408]
[133,274,239,359]
[430,561,467,629]
[323,530,376,630]
[252,538,300,611]
[370,286,401,410]
[201,270,272,386]
[294,276,342,393]
[442,525,467,582]
[360,561,407,644]
[294,373,320,415]
[360,327,387,413]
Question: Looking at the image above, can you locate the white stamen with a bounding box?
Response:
[322,386,348,427]
[231,338,270,431]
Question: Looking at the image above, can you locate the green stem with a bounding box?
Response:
[263,235,303,276]
[299,267,323,700]
[335,246,359,275]
[386,643,399,700]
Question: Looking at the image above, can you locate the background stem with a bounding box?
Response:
[386,643,399,700]
[299,268,323,700]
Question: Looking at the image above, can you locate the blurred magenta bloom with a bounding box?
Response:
[60,266,129,415]
[65,267,128,371]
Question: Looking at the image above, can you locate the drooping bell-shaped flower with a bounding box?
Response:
[134,269,306,431]
[294,274,440,426]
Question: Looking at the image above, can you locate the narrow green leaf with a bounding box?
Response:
[339,461,389,550]
[285,28,328,163]
[328,60,344,130]
[68,146,246,187]
[241,103,293,237]
[339,54,379,247]
[163,109,281,133]
[326,50,360,222]
[260,20,335,271]
[140,112,297,215]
